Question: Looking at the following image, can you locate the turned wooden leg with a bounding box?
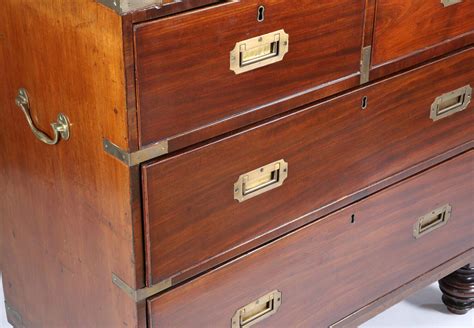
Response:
[439,264,474,314]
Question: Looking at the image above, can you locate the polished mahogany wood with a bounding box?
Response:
[333,249,473,327]
[129,0,224,23]
[148,152,474,327]
[371,0,474,77]
[439,264,474,314]
[0,1,144,326]
[362,0,377,48]
[134,0,365,147]
[165,74,361,152]
[142,48,474,285]
[1,0,473,326]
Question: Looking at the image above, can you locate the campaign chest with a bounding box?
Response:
[0,0,473,327]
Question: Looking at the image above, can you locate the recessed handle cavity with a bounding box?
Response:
[430,85,472,121]
[234,159,288,202]
[441,0,463,7]
[413,204,452,239]
[232,290,282,328]
[230,30,289,74]
[15,88,70,145]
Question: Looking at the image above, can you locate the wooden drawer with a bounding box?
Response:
[148,151,474,327]
[134,0,365,148]
[142,48,473,285]
[371,0,474,78]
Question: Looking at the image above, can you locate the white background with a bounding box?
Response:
[1,273,472,327]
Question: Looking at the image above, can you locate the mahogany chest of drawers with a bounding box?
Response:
[0,1,473,327]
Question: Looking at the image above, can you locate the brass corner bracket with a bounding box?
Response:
[103,139,168,167]
[112,273,172,302]
[360,46,372,84]
[96,0,164,15]
[441,0,463,7]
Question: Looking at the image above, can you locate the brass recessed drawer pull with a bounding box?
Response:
[15,88,70,145]
[441,0,463,7]
[430,85,472,121]
[232,290,282,328]
[413,204,452,239]
[234,159,288,202]
[230,29,289,74]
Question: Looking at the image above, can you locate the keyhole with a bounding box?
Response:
[361,96,368,110]
[257,6,265,22]
[351,214,356,224]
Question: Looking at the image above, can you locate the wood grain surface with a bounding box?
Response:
[128,0,224,23]
[1,1,472,326]
[0,1,142,326]
[142,48,474,285]
[148,151,474,327]
[134,0,365,147]
[332,249,474,328]
[362,0,377,48]
[371,0,474,73]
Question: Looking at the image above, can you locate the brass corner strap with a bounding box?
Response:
[360,46,372,85]
[103,139,168,167]
[112,273,172,302]
[96,0,164,15]
[441,0,463,7]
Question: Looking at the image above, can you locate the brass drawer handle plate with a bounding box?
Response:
[230,29,289,74]
[413,204,451,239]
[15,88,70,145]
[232,290,282,328]
[441,0,463,7]
[234,159,288,202]
[430,85,472,121]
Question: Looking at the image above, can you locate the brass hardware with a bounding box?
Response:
[430,85,472,121]
[413,204,452,239]
[441,0,463,7]
[232,290,282,328]
[361,96,368,110]
[360,46,372,84]
[230,30,289,74]
[103,139,168,167]
[15,88,70,145]
[350,214,356,224]
[96,0,164,15]
[112,273,172,302]
[257,6,265,22]
[234,159,288,202]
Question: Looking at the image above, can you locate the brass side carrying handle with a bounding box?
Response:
[15,88,70,145]
[441,0,462,7]
[430,85,472,121]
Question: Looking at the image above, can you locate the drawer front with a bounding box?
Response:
[142,48,473,285]
[134,0,365,147]
[372,0,474,69]
[148,152,474,327]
